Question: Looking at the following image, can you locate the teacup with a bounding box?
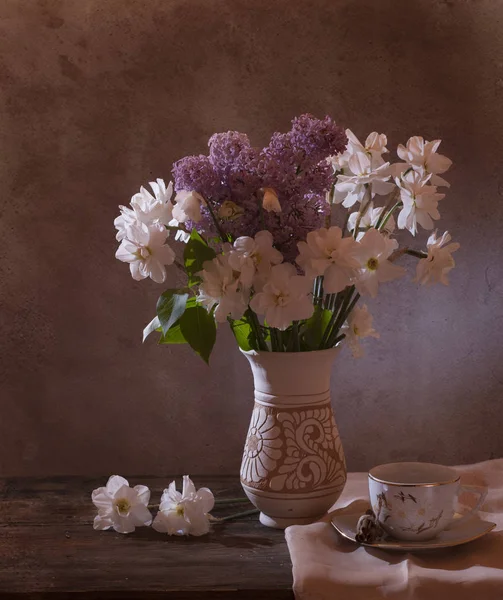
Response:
[368,462,487,541]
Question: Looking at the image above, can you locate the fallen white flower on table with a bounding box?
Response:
[92,475,152,534]
[115,221,176,284]
[354,228,405,298]
[250,263,314,330]
[152,476,215,536]
[172,190,206,223]
[342,304,380,358]
[414,230,460,286]
[296,226,360,293]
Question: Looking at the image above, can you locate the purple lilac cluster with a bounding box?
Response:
[171,114,347,261]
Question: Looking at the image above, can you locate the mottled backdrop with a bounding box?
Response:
[1,0,502,476]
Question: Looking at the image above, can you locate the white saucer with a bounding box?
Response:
[331,508,496,551]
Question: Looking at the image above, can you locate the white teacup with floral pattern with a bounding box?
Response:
[368,462,487,541]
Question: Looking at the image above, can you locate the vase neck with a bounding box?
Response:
[242,347,341,399]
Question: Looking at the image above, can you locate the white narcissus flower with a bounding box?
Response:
[296,227,360,294]
[228,230,283,289]
[172,190,206,223]
[334,152,394,208]
[396,171,444,235]
[262,188,282,213]
[354,228,405,298]
[343,304,380,358]
[250,263,314,330]
[92,475,152,534]
[346,130,389,168]
[392,136,452,187]
[198,254,248,322]
[414,230,460,286]
[152,476,214,537]
[115,221,176,284]
[329,129,388,174]
[348,205,396,240]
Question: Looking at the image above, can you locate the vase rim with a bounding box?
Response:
[240,345,342,357]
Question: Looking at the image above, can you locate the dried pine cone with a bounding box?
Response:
[355,509,385,544]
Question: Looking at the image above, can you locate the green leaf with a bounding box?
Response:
[158,322,187,345]
[156,290,189,336]
[302,307,332,350]
[229,318,254,351]
[179,305,217,364]
[143,315,161,343]
[184,230,216,286]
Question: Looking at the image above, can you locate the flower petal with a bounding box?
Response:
[106,476,129,496]
[130,504,153,527]
[91,488,112,510]
[133,485,151,506]
[195,487,215,513]
[182,475,197,499]
[93,514,113,531]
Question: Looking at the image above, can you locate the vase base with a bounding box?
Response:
[259,512,321,529]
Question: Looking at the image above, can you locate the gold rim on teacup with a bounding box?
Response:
[368,464,460,488]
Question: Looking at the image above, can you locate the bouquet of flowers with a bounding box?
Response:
[114,114,459,362]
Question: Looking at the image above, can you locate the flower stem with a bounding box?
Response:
[245,309,268,351]
[327,291,360,347]
[206,199,229,243]
[377,199,402,232]
[174,260,186,274]
[214,498,251,505]
[292,321,301,352]
[319,290,345,349]
[353,187,372,239]
[406,249,428,259]
[213,508,260,522]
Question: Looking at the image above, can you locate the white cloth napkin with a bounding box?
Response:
[285,459,503,600]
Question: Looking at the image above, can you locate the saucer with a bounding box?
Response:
[331,507,496,551]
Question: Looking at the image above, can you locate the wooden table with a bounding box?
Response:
[0,476,294,599]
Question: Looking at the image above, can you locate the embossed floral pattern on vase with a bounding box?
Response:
[241,403,346,494]
[240,406,283,483]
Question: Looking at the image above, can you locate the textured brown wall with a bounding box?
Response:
[1,0,503,476]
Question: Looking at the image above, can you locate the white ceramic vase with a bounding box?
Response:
[240,347,347,529]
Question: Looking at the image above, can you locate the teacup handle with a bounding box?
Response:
[453,484,487,525]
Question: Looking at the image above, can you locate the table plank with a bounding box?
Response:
[0,477,293,599]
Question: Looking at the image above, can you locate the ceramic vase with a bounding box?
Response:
[240,347,347,529]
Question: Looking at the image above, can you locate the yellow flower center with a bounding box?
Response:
[367,257,379,271]
[175,504,185,517]
[135,247,152,260]
[275,293,288,307]
[115,498,131,515]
